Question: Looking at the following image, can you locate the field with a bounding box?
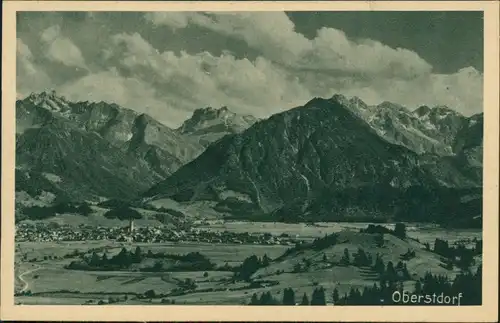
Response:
[197,221,482,246]
[14,222,482,305]
[14,240,289,304]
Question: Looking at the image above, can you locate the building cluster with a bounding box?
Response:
[15,223,301,246]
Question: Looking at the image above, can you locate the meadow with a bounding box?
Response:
[14,222,482,305]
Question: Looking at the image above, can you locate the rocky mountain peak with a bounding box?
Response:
[349,96,369,110]
[329,93,349,106]
[179,106,258,146]
[413,105,432,117]
[192,106,233,119]
[376,101,407,112]
[25,90,70,112]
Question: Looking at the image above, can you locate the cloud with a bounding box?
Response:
[58,67,188,127]
[17,12,482,127]
[17,38,33,60]
[145,12,196,29]
[40,25,87,69]
[145,12,311,64]
[104,32,311,119]
[144,12,431,79]
[299,27,432,79]
[16,38,52,97]
[427,67,483,114]
[144,12,482,116]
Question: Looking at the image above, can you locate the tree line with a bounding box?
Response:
[232,254,272,281]
[65,246,215,271]
[360,223,407,239]
[425,238,480,271]
[23,201,93,220]
[249,265,481,305]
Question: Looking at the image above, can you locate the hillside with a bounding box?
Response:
[142,95,481,225]
[453,113,484,169]
[16,91,482,226]
[337,95,466,156]
[273,185,482,228]
[16,117,162,202]
[254,230,455,281]
[245,229,480,302]
[15,91,203,209]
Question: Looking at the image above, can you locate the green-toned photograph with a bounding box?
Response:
[14,10,483,307]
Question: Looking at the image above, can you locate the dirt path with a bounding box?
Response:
[18,264,42,293]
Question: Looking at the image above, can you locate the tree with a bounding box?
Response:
[341,248,350,266]
[456,247,475,270]
[262,254,271,267]
[394,223,407,239]
[322,253,328,262]
[354,248,369,266]
[433,238,450,257]
[282,288,296,305]
[113,247,131,267]
[236,255,261,281]
[293,263,302,273]
[300,292,309,305]
[332,288,340,304]
[180,278,197,290]
[259,291,275,305]
[153,260,163,271]
[203,272,209,278]
[348,287,361,304]
[367,253,373,266]
[474,240,483,254]
[77,202,93,216]
[373,254,385,275]
[89,252,101,267]
[310,287,326,305]
[104,206,142,220]
[133,246,143,263]
[414,281,422,294]
[144,289,156,298]
[402,263,411,280]
[249,293,259,305]
[386,261,397,282]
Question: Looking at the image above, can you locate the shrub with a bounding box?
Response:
[394,223,407,239]
[103,207,142,221]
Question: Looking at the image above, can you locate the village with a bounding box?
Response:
[15,222,302,246]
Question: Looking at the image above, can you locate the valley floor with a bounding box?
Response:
[13,222,482,305]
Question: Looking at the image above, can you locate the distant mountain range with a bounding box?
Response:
[15,91,483,226]
[142,95,482,227]
[336,95,472,156]
[15,91,241,205]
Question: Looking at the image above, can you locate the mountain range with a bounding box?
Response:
[15,91,483,226]
[16,92,194,205]
[178,106,258,147]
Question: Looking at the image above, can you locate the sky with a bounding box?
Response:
[16,11,483,128]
